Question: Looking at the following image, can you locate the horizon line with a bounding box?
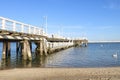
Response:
[89,41,120,43]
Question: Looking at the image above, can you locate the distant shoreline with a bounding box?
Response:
[89,41,120,43]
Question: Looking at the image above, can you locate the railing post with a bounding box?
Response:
[35,27,37,34]
[2,18,5,30]
[13,21,16,31]
[0,17,45,36]
[33,27,36,34]
[21,24,24,33]
[37,28,39,35]
[28,25,31,34]
[2,42,7,59]
[38,29,41,35]
[40,29,43,35]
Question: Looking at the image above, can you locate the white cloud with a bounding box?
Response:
[103,0,120,9]
[96,26,112,30]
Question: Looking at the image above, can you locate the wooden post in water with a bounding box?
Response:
[34,40,43,56]
[48,42,51,54]
[2,41,11,59]
[16,42,23,56]
[22,40,27,60]
[20,42,23,56]
[16,42,19,55]
[85,42,88,47]
[43,38,47,56]
[35,38,48,56]
[7,42,11,57]
[26,41,32,60]
[22,40,32,60]
[2,42,7,59]
[40,39,43,55]
[29,42,32,52]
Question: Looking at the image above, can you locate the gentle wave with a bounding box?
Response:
[0,42,120,69]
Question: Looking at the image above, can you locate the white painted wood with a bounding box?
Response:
[0,17,44,36]
[13,21,16,31]
[2,19,5,29]
[21,24,24,33]
[28,25,31,34]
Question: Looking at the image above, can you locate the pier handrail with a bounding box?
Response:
[0,17,87,41]
[0,17,44,36]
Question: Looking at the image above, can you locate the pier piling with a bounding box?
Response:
[22,40,32,60]
[0,16,88,62]
[2,42,7,59]
[7,42,11,57]
[43,38,47,56]
[2,41,11,59]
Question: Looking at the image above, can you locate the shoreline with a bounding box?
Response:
[0,67,120,80]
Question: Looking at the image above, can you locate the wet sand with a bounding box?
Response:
[0,67,120,80]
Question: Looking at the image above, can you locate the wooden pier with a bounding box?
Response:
[0,17,88,61]
[74,39,88,47]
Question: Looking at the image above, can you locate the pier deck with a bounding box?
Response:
[0,17,88,60]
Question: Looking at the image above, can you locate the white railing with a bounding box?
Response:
[47,42,73,49]
[73,37,88,40]
[0,17,44,35]
[47,34,66,39]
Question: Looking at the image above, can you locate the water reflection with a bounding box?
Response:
[33,55,46,67]
[1,43,120,69]
[0,57,11,69]
[0,42,46,69]
[1,59,7,69]
[22,60,32,68]
[0,53,46,69]
[44,47,89,67]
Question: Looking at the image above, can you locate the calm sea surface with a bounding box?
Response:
[0,42,120,69]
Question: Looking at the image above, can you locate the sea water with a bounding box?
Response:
[0,42,120,69]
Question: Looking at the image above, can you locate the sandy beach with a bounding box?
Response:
[0,67,120,80]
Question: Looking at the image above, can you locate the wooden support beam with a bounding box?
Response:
[43,38,47,56]
[22,40,32,60]
[85,42,88,47]
[40,39,43,55]
[16,42,22,56]
[16,42,19,55]
[30,42,32,52]
[2,42,7,59]
[35,38,48,56]
[1,59,6,68]
[47,43,51,54]
[2,42,11,59]
[22,40,27,60]
[26,41,32,60]
[7,42,11,57]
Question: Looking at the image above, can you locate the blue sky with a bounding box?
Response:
[0,0,120,41]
